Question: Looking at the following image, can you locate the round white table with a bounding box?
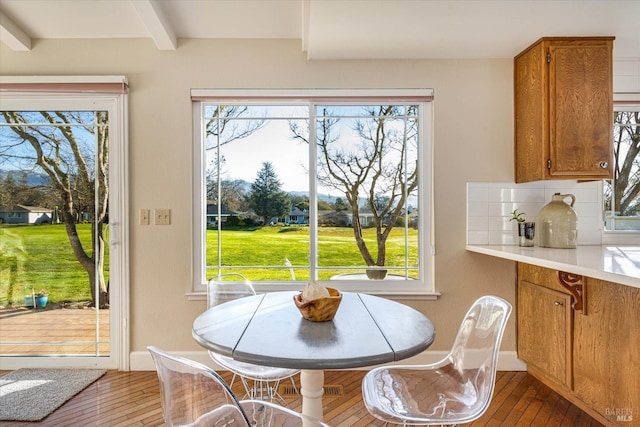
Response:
[192,291,435,421]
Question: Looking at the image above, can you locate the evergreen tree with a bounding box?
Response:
[334,197,349,211]
[247,162,291,223]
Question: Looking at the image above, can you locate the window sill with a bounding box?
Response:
[602,231,640,245]
[186,291,440,302]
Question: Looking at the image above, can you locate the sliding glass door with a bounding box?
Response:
[0,92,127,369]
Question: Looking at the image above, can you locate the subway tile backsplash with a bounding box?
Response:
[467,181,602,246]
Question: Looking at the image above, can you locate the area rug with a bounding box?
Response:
[0,368,106,421]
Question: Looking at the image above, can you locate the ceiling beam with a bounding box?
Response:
[130,0,176,50]
[301,0,310,57]
[0,11,31,51]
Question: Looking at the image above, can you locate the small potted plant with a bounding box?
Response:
[24,288,49,308]
[509,209,535,247]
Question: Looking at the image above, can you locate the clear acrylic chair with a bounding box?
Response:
[362,295,512,426]
[207,273,300,403]
[148,346,329,427]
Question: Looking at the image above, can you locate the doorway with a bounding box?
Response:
[0,87,128,369]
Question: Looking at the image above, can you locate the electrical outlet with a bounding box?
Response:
[154,209,171,225]
[139,209,150,225]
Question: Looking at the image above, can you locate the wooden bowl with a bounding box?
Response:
[293,287,342,322]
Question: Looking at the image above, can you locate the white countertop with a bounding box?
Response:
[466,245,640,289]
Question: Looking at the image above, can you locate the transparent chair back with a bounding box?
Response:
[148,345,250,426]
[206,273,300,401]
[149,346,329,427]
[208,273,256,307]
[362,295,512,426]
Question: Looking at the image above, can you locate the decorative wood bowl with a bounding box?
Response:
[293,287,342,322]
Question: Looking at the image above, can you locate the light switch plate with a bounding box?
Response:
[154,209,171,225]
[139,209,150,225]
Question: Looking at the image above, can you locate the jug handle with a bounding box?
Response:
[562,194,576,207]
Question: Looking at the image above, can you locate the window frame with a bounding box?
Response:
[192,89,435,297]
[602,94,640,243]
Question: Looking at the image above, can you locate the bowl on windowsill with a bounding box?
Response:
[293,287,342,322]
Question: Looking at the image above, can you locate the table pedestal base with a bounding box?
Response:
[300,369,325,421]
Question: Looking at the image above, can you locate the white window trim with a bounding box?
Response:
[0,89,130,370]
[191,89,436,298]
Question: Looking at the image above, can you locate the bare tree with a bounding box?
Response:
[611,111,640,215]
[291,106,419,277]
[1,111,109,307]
[205,106,265,145]
[204,106,265,217]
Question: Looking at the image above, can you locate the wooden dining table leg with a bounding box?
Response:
[300,369,325,420]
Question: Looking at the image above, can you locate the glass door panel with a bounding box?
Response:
[0,110,110,358]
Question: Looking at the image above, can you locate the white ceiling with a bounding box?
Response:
[1,0,639,60]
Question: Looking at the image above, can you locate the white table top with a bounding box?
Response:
[466,245,640,288]
[192,291,435,370]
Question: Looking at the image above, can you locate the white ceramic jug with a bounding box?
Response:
[536,193,578,249]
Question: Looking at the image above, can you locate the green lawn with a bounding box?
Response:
[0,223,417,306]
[206,225,418,281]
[0,223,106,306]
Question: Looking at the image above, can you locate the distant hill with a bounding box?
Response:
[0,169,50,186]
[288,190,342,204]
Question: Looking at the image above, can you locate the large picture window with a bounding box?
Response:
[193,90,433,295]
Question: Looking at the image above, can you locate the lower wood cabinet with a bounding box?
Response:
[518,280,573,389]
[517,263,639,426]
[572,277,639,425]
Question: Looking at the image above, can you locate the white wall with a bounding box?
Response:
[614,59,640,92]
[1,38,638,368]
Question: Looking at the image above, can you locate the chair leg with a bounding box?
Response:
[238,377,290,405]
[229,372,238,388]
[239,376,253,400]
[288,375,299,395]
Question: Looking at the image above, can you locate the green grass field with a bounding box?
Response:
[205,225,418,281]
[0,223,105,306]
[0,224,417,306]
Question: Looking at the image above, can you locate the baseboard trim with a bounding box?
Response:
[130,350,527,372]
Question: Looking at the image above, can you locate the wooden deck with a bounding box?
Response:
[0,369,604,426]
[0,305,110,356]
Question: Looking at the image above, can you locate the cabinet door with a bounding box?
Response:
[514,40,547,183]
[518,280,573,388]
[573,279,639,424]
[549,42,613,178]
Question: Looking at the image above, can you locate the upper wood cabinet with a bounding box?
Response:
[514,37,614,182]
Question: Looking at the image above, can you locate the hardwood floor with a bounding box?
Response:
[0,369,603,426]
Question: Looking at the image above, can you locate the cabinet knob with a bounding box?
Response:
[554,301,564,306]
[599,161,608,169]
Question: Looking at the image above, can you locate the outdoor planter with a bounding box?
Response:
[366,268,388,280]
[24,294,48,308]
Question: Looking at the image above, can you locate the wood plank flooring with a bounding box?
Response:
[0,369,603,426]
